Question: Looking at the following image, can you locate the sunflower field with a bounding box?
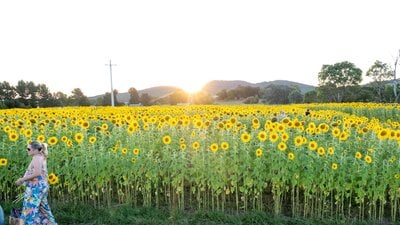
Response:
[1,103,400,222]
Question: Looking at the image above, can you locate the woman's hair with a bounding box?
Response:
[30,141,49,158]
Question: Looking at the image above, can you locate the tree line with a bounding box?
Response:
[216,59,400,104]
[0,81,215,109]
[0,80,91,108]
[1,55,399,108]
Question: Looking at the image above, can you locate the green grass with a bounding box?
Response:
[1,202,398,225]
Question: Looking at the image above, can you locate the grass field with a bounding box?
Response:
[1,201,395,225]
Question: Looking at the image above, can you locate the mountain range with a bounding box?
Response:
[91,80,316,103]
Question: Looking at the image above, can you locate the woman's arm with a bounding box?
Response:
[15,156,43,185]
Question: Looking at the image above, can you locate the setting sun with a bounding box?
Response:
[175,79,207,94]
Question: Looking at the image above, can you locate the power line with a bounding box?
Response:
[105,60,117,106]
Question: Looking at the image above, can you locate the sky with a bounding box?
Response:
[1,0,399,97]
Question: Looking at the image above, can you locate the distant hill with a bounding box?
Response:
[90,86,180,103]
[202,80,315,95]
[90,80,316,103]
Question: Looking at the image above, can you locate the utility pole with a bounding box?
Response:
[105,60,116,106]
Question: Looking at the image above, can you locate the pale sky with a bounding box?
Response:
[1,0,399,96]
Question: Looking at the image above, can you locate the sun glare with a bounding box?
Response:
[178,80,206,94]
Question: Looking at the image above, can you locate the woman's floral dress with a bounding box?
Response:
[20,155,57,225]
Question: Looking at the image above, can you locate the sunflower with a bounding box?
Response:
[37,134,45,143]
[252,118,260,129]
[121,148,128,154]
[364,155,372,164]
[278,142,287,151]
[210,143,218,152]
[293,120,301,128]
[281,133,289,142]
[0,158,8,166]
[339,132,349,141]
[194,120,203,129]
[317,147,325,156]
[308,141,318,151]
[255,148,263,157]
[269,132,279,143]
[394,174,400,179]
[67,140,73,147]
[377,129,389,140]
[101,123,108,131]
[318,123,329,133]
[133,148,140,155]
[362,127,369,134]
[9,132,19,142]
[328,147,334,155]
[48,173,56,181]
[332,127,341,137]
[162,135,172,145]
[294,136,303,146]
[288,152,295,160]
[179,137,185,144]
[240,132,251,143]
[355,151,362,159]
[131,157,136,163]
[127,125,136,134]
[3,126,11,133]
[331,163,338,170]
[61,136,68,142]
[277,124,285,133]
[48,173,59,185]
[89,136,97,144]
[257,131,267,142]
[24,129,33,138]
[48,175,59,185]
[180,143,187,150]
[81,121,90,129]
[48,136,58,146]
[221,142,229,151]
[74,133,84,143]
[192,141,200,150]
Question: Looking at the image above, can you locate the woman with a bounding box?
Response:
[15,141,57,225]
[0,204,4,225]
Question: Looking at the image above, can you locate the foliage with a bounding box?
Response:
[1,202,391,225]
[260,84,303,104]
[318,61,362,102]
[2,104,400,224]
[216,86,260,101]
[366,60,394,102]
[128,87,140,104]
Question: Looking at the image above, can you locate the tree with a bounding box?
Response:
[318,61,362,102]
[69,88,90,106]
[288,86,303,103]
[169,90,189,105]
[216,89,228,101]
[0,81,17,108]
[101,90,121,106]
[37,83,53,107]
[128,87,140,104]
[53,91,68,107]
[140,93,153,106]
[260,84,292,104]
[355,86,375,102]
[366,60,393,102]
[304,90,318,103]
